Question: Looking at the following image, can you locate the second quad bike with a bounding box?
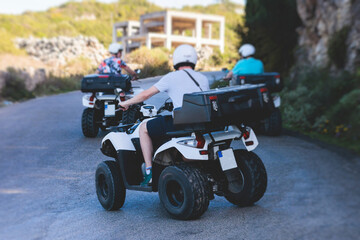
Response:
[227,72,283,136]
[95,83,274,220]
[80,71,143,138]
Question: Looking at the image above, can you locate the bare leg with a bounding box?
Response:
[139,121,153,168]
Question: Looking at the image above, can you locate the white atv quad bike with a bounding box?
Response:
[81,70,143,137]
[95,84,274,220]
[228,72,283,136]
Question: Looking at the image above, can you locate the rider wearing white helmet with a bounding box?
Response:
[97,43,138,80]
[119,44,209,186]
[225,43,264,80]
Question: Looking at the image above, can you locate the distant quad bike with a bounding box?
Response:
[81,71,143,138]
[95,84,274,220]
[228,72,283,136]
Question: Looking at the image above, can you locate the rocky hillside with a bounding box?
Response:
[296,0,360,72]
[15,36,107,67]
[0,36,107,91]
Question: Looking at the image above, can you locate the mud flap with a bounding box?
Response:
[218,149,243,193]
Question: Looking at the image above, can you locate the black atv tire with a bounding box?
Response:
[95,161,126,211]
[262,108,282,136]
[158,164,210,220]
[122,104,142,125]
[224,150,267,206]
[82,108,99,138]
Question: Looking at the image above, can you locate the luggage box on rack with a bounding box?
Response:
[234,72,283,93]
[173,84,275,131]
[81,74,131,93]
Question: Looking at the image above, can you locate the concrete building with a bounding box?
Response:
[113,10,225,54]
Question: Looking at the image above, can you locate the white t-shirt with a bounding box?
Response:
[154,69,210,109]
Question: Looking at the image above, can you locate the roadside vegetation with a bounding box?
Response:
[281,68,360,154]
[126,47,172,77]
[226,0,359,154]
[0,67,82,103]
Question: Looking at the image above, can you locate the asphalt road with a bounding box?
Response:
[0,76,360,240]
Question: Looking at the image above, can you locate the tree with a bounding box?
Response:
[237,0,301,76]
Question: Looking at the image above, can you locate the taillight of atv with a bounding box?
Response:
[209,96,219,112]
[89,93,95,105]
[177,133,205,149]
[260,87,269,103]
[209,96,217,100]
[275,75,281,85]
[243,130,250,140]
[239,76,246,85]
[195,133,205,148]
[242,128,254,146]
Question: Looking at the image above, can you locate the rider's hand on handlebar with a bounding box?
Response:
[131,75,139,81]
[119,102,129,111]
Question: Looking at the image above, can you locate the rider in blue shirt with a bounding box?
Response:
[225,44,264,80]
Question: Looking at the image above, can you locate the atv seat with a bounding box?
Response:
[166,130,193,138]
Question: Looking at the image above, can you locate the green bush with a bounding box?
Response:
[33,74,82,96]
[210,80,228,89]
[126,47,171,77]
[0,29,26,54]
[328,26,350,68]
[208,48,224,67]
[326,89,360,139]
[126,47,169,66]
[0,68,35,101]
[0,67,82,102]
[281,67,360,141]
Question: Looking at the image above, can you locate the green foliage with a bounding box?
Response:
[0,67,81,101]
[33,74,82,96]
[281,68,360,141]
[210,80,228,89]
[127,47,168,66]
[0,29,26,54]
[126,47,171,77]
[238,0,301,76]
[63,56,98,75]
[1,68,35,101]
[328,26,350,69]
[209,48,224,66]
[140,62,172,78]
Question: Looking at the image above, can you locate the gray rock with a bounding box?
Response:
[296,0,359,71]
[14,35,108,67]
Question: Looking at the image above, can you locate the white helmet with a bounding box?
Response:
[239,44,255,57]
[173,44,198,70]
[108,43,123,54]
